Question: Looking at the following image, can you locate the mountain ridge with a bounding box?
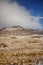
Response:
[0,26,43,36]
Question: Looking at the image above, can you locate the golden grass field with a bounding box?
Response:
[0,35,43,65]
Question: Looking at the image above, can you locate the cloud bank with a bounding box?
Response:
[0,0,42,29]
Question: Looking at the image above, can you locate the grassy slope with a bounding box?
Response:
[0,36,43,65]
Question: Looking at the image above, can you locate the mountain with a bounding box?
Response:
[0,26,43,65]
[0,26,43,36]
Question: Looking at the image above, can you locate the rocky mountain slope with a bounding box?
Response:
[0,26,43,36]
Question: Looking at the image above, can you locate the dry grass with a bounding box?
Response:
[0,36,43,65]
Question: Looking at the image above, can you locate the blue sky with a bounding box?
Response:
[11,0,43,16]
[11,0,43,29]
[0,0,43,30]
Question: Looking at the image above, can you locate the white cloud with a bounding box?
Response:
[0,0,42,29]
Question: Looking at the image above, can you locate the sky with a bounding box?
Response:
[0,0,43,30]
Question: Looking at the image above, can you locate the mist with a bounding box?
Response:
[0,0,42,29]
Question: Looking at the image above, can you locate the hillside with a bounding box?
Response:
[0,26,43,36]
[0,26,43,65]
